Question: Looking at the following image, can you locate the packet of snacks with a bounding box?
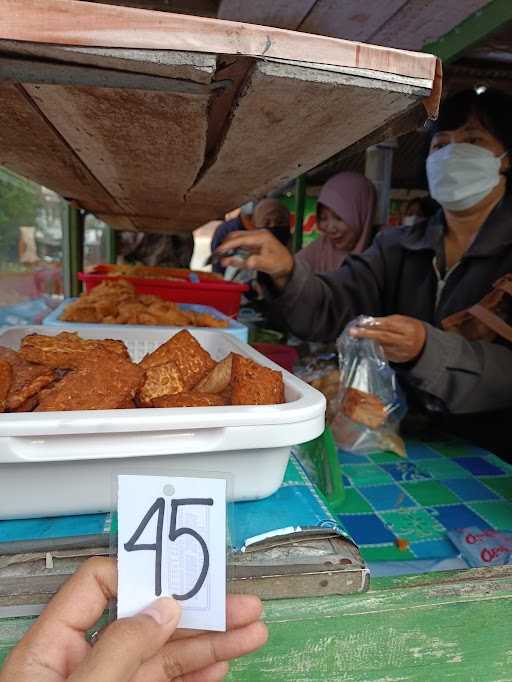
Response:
[331,316,407,457]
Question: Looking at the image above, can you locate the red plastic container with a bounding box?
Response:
[78,269,249,317]
[251,343,299,373]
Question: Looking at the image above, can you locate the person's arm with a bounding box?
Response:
[264,248,387,342]
[403,325,512,414]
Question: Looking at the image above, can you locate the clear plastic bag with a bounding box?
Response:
[331,316,407,457]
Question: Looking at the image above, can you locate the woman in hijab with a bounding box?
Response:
[295,172,376,273]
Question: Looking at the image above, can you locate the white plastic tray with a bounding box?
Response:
[43,299,249,343]
[0,326,325,518]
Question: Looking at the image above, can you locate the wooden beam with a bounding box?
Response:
[0,40,217,83]
[0,0,438,81]
[423,0,512,63]
[0,56,227,95]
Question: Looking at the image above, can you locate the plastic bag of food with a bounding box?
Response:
[331,316,407,457]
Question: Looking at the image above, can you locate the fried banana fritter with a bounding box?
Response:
[196,354,233,394]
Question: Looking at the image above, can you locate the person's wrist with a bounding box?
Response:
[271,255,294,290]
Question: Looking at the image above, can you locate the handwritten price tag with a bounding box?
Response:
[117,474,226,631]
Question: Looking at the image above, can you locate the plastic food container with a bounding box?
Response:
[0,326,325,519]
[43,299,249,343]
[79,269,249,317]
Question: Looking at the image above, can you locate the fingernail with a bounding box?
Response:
[141,597,180,625]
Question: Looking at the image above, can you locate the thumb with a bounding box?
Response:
[69,598,181,682]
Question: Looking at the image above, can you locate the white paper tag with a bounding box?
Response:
[117,474,226,631]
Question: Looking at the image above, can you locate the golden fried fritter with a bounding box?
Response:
[0,346,55,411]
[140,330,215,389]
[36,352,144,412]
[20,332,130,369]
[196,354,233,394]
[152,392,226,408]
[0,359,12,413]
[230,354,284,406]
[58,280,228,328]
[137,362,185,407]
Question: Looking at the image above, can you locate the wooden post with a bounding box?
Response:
[293,175,306,253]
[63,205,84,298]
[105,226,117,264]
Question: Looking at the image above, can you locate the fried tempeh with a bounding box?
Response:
[137,362,185,407]
[230,354,284,406]
[140,330,215,389]
[20,332,130,369]
[152,392,226,408]
[0,359,12,412]
[0,346,55,411]
[36,352,144,412]
[340,387,388,429]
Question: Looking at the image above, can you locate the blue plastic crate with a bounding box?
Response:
[42,298,248,342]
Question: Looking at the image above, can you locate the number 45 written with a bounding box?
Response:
[124,496,213,600]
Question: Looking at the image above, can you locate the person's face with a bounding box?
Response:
[317,205,357,250]
[429,115,509,175]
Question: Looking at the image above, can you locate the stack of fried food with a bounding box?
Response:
[60,280,229,329]
[0,330,284,412]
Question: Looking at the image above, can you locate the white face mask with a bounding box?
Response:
[426,143,506,211]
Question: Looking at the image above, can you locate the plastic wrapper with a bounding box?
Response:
[331,316,407,457]
[448,527,512,567]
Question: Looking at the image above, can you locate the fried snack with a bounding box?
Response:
[141,330,215,389]
[0,346,55,411]
[191,312,230,329]
[340,387,388,429]
[196,354,233,394]
[152,392,226,408]
[60,279,229,328]
[230,354,284,406]
[20,332,129,369]
[0,359,12,412]
[11,395,39,413]
[36,352,144,412]
[137,362,185,406]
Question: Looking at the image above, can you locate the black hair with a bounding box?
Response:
[405,195,438,219]
[429,88,512,184]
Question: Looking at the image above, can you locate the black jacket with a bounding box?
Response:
[266,196,512,453]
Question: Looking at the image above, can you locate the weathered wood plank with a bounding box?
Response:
[370,0,491,51]
[0,0,438,81]
[217,0,316,30]
[229,570,512,681]
[0,82,122,216]
[24,83,210,223]
[299,0,408,42]
[0,40,216,83]
[188,60,422,214]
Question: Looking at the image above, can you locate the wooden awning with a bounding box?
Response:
[0,0,441,232]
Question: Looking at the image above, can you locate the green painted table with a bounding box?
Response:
[2,565,512,680]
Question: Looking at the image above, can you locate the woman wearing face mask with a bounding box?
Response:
[218,88,512,457]
[296,172,376,273]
